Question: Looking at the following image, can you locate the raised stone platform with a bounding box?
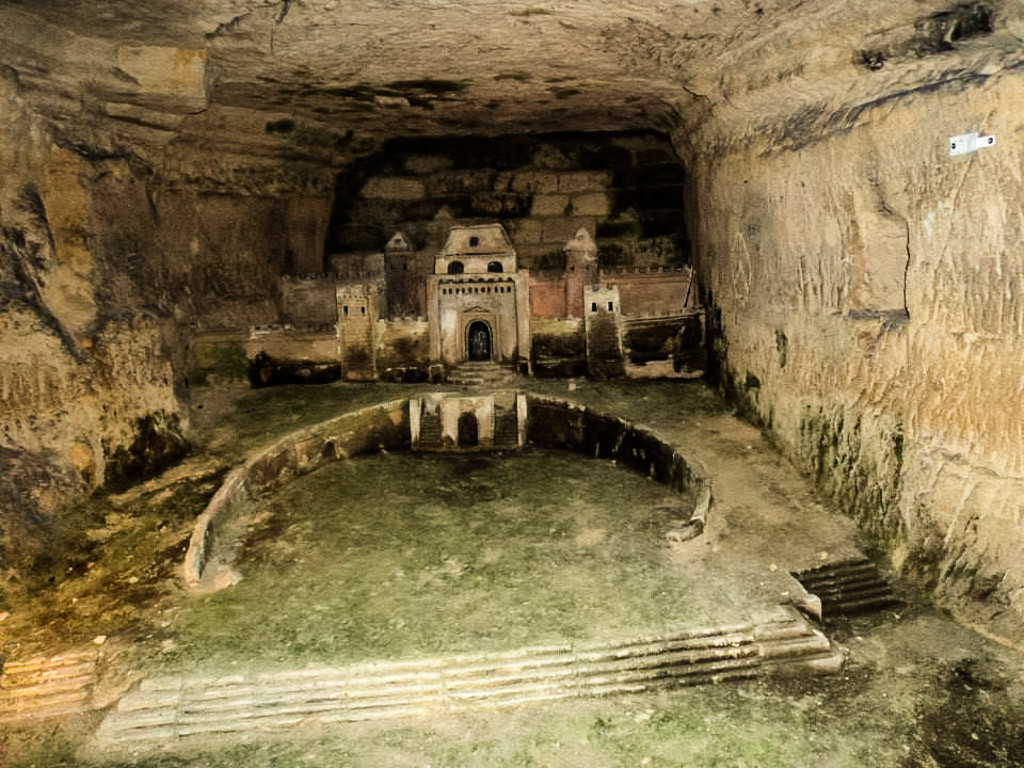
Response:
[92,606,841,755]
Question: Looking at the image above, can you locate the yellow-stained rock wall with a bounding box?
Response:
[690,70,1024,645]
[0,73,332,571]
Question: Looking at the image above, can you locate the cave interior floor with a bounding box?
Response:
[1,379,1022,767]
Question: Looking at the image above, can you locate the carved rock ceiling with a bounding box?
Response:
[1,0,1021,172]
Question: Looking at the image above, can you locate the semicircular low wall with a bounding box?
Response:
[184,393,711,593]
[183,399,411,591]
[524,394,712,532]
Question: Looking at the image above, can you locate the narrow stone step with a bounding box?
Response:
[0,649,98,725]
[2,661,96,684]
[827,595,901,614]
[757,632,831,659]
[799,571,888,591]
[792,558,900,618]
[795,558,873,579]
[817,585,895,605]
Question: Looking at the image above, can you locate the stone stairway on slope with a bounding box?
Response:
[417,411,443,449]
[446,361,518,388]
[493,405,520,449]
[792,558,901,619]
[94,607,842,751]
[0,648,100,724]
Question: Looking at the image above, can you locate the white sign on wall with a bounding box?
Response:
[949,132,996,156]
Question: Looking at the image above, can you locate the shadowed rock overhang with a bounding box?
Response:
[1,0,1020,186]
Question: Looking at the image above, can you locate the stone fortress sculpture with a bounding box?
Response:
[249,223,703,384]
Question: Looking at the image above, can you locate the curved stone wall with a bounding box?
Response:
[525,394,711,536]
[183,399,410,591]
[185,393,711,593]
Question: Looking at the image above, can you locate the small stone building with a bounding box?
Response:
[426,225,532,371]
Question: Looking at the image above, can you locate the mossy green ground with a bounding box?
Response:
[2,380,1022,767]
[164,449,694,674]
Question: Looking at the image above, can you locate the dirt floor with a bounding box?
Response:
[1,379,1022,767]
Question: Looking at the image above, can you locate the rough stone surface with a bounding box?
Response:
[690,70,1024,646]
[327,132,689,270]
[0,0,1022,642]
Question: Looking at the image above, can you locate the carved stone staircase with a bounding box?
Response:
[792,558,901,619]
[446,361,518,388]
[493,405,520,449]
[94,607,841,752]
[417,411,443,449]
[0,648,100,724]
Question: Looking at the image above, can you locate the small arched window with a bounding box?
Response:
[487,261,503,273]
[447,261,464,275]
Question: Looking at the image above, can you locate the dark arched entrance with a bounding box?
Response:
[457,412,479,447]
[467,321,492,361]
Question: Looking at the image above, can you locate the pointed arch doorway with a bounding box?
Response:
[467,320,492,362]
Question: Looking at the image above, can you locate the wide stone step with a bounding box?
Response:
[96,611,841,750]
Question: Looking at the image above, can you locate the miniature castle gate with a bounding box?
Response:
[410,391,527,451]
[426,224,531,370]
[242,222,702,383]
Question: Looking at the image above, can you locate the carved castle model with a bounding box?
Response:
[249,223,703,383]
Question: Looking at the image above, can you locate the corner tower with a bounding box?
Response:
[563,227,598,317]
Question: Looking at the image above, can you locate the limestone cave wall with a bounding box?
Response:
[689,70,1024,644]
[327,132,689,272]
[0,81,179,572]
[0,74,332,573]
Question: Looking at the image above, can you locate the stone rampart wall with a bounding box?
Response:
[280,277,337,326]
[528,274,569,318]
[609,269,694,317]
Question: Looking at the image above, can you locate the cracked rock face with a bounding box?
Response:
[1,1,1024,642]
[1,1,1020,181]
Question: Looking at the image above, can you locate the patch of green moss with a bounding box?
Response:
[187,341,248,387]
[160,449,693,674]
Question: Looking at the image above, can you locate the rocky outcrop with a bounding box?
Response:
[0,63,329,574]
[689,69,1024,646]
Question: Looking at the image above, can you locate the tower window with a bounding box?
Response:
[343,306,349,317]
[591,302,597,312]
[608,301,614,311]
[487,261,503,273]
[448,261,464,275]
[361,306,366,316]
[469,236,479,247]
